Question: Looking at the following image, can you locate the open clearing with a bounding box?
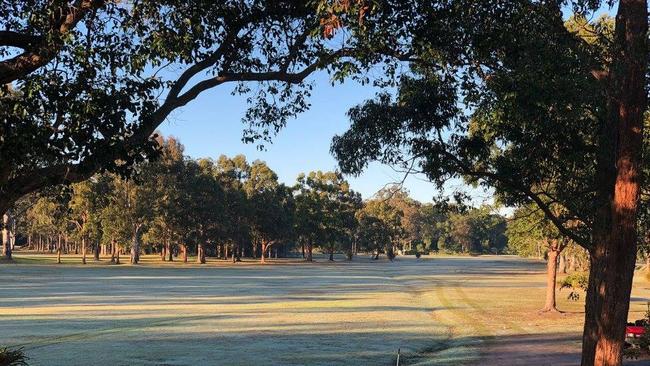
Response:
[1,255,650,366]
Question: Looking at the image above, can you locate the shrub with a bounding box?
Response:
[559,272,588,301]
[0,347,29,366]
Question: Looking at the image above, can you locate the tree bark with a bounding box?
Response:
[541,243,560,312]
[181,244,187,263]
[198,243,206,264]
[56,234,62,264]
[94,241,100,261]
[581,1,647,365]
[2,212,11,260]
[81,236,87,264]
[306,239,313,262]
[261,241,267,264]
[161,241,167,261]
[130,225,141,264]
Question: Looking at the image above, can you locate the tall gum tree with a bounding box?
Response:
[330,2,647,364]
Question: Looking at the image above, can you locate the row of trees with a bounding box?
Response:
[9,137,509,264]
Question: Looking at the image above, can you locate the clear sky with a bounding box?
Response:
[158,70,495,204]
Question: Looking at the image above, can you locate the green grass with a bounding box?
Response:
[1,254,648,365]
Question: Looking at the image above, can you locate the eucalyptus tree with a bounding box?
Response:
[184,159,225,264]
[507,205,571,312]
[100,174,155,265]
[355,213,391,260]
[294,171,360,261]
[69,175,111,262]
[246,161,294,263]
[214,155,252,262]
[361,195,404,259]
[26,194,69,263]
[331,2,647,363]
[140,136,187,262]
[0,0,394,218]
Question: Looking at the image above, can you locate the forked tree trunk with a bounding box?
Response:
[541,244,560,312]
[581,1,647,365]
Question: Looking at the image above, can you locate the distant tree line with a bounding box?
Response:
[5,136,510,264]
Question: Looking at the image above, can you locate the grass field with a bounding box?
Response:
[1,254,649,366]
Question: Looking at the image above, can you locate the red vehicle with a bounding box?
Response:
[626,320,648,348]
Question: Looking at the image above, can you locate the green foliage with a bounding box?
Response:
[0,346,29,366]
[330,3,611,252]
[0,0,386,213]
[559,272,589,301]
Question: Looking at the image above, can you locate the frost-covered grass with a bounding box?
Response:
[1,254,649,365]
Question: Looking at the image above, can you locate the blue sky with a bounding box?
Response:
[157,71,484,203]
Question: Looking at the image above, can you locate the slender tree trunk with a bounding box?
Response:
[115,242,120,264]
[329,244,334,261]
[261,241,267,264]
[306,239,313,262]
[168,242,173,262]
[161,242,166,261]
[81,236,87,264]
[581,1,647,365]
[56,234,62,264]
[301,242,305,258]
[2,212,11,260]
[181,244,187,263]
[231,243,237,263]
[541,245,559,312]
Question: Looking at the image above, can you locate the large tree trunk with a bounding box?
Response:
[198,243,206,264]
[2,212,11,260]
[541,243,559,312]
[581,1,647,365]
[94,241,100,261]
[130,226,141,264]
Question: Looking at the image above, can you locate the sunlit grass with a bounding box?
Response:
[1,254,649,365]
